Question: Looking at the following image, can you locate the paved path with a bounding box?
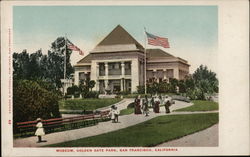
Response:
[13,100,217,147]
[60,99,132,118]
[156,124,218,147]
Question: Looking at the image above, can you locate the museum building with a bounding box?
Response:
[73,25,190,94]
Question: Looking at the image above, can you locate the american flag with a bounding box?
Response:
[67,43,84,55]
[146,32,170,48]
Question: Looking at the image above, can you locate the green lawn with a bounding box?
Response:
[174,100,219,112]
[59,98,122,110]
[46,113,218,147]
[120,108,134,116]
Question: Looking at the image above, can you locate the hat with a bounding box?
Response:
[36,118,42,121]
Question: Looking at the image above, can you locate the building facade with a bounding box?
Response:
[74,25,190,94]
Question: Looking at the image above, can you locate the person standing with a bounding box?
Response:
[154,96,160,113]
[164,96,171,113]
[114,106,120,123]
[134,96,138,114]
[151,96,155,112]
[110,105,116,123]
[137,95,142,114]
[35,118,45,143]
[144,95,149,116]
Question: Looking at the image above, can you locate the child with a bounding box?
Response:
[35,118,45,143]
[110,105,116,123]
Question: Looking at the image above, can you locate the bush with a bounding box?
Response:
[186,87,204,100]
[83,91,99,98]
[118,91,131,95]
[67,85,80,96]
[137,86,145,94]
[127,102,135,108]
[13,80,61,132]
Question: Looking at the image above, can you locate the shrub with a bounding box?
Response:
[186,87,204,100]
[67,85,80,96]
[127,102,135,108]
[83,91,99,98]
[118,91,131,95]
[13,80,61,132]
[137,86,145,94]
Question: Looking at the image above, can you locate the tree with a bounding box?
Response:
[67,85,80,96]
[186,65,218,100]
[13,80,61,132]
[13,37,75,89]
[169,78,178,93]
[193,65,218,94]
[89,80,96,91]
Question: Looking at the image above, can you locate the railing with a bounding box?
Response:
[15,110,110,137]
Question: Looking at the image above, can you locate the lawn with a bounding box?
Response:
[120,108,134,116]
[46,113,218,147]
[174,100,219,112]
[59,98,122,110]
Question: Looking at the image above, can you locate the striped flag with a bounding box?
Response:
[67,42,84,55]
[146,32,170,48]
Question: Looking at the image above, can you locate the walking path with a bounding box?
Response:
[156,124,218,147]
[60,99,131,118]
[13,100,218,147]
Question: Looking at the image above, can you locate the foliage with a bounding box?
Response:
[88,80,96,91]
[174,100,219,112]
[47,113,218,147]
[84,91,99,98]
[118,91,131,95]
[136,65,218,100]
[13,80,61,131]
[137,85,145,94]
[67,85,80,96]
[59,98,122,110]
[13,37,74,88]
[78,79,97,98]
[193,65,218,93]
[186,65,218,100]
[168,78,179,93]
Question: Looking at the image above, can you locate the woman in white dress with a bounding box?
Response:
[35,118,45,143]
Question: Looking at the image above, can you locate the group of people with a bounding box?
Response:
[34,95,173,143]
[134,94,173,116]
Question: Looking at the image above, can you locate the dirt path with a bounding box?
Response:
[156,124,218,147]
[13,100,218,147]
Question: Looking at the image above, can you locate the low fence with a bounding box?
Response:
[15,110,110,138]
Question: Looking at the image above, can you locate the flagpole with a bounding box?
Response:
[63,35,67,96]
[64,35,67,80]
[144,27,147,95]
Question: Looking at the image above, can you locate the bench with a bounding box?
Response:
[100,110,111,121]
[43,118,64,133]
[16,120,37,137]
[15,111,111,137]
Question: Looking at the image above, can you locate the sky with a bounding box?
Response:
[13,6,218,74]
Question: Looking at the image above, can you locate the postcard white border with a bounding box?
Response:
[1,0,249,156]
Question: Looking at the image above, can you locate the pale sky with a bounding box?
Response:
[13,6,218,74]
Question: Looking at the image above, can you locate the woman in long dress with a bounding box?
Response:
[35,118,45,143]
